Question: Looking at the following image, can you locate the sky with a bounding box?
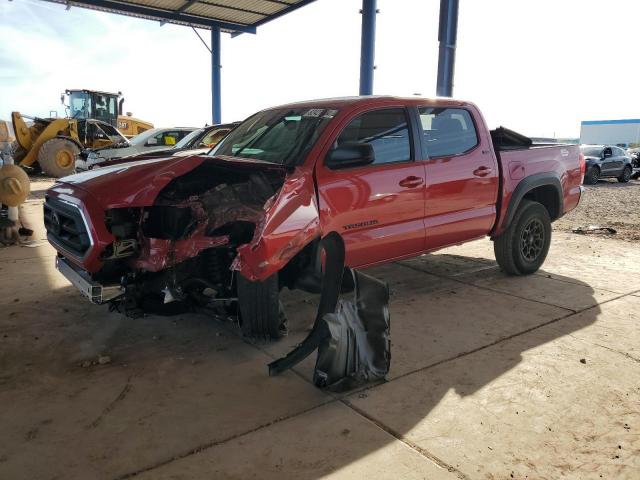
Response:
[1,0,639,138]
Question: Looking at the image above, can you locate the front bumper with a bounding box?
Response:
[56,256,122,304]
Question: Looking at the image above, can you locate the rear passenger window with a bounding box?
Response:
[336,108,411,165]
[418,107,478,158]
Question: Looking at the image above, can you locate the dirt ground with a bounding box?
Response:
[554,177,640,241]
[1,179,639,479]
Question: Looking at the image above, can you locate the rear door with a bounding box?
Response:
[416,105,499,250]
[315,107,426,267]
[612,147,627,173]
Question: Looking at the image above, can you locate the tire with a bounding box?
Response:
[617,166,632,183]
[583,166,600,185]
[493,199,552,276]
[237,273,286,339]
[37,138,79,177]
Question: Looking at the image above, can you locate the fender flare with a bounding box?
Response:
[503,172,563,229]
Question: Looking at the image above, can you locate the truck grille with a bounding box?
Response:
[44,197,92,257]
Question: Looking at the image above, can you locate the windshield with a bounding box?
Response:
[210,107,338,165]
[580,146,603,157]
[69,92,91,120]
[174,128,205,149]
[129,129,160,146]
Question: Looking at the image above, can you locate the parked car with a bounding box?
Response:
[580,144,633,184]
[76,127,196,170]
[45,96,583,338]
[628,147,640,168]
[87,123,239,169]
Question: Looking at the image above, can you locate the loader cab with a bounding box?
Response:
[65,89,120,128]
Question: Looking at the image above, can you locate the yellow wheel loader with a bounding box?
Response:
[11,112,128,177]
[11,89,153,177]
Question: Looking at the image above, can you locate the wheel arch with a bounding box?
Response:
[503,173,563,231]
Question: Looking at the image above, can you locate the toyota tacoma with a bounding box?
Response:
[45,96,584,338]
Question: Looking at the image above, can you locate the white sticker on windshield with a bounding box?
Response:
[303,109,324,118]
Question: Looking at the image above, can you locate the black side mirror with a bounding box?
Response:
[325,143,375,169]
[603,150,612,158]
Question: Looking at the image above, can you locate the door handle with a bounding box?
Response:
[473,166,493,177]
[398,176,424,188]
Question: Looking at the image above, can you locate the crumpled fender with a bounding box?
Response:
[233,167,321,281]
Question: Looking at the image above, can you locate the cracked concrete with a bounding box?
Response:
[1,179,639,479]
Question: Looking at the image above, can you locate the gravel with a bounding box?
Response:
[553,178,640,241]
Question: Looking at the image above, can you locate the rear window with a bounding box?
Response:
[418,107,478,158]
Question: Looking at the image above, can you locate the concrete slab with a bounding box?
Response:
[465,269,619,312]
[135,401,460,480]
[544,294,640,363]
[1,283,332,479]
[2,180,640,479]
[347,312,640,479]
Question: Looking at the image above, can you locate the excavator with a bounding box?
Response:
[11,89,153,177]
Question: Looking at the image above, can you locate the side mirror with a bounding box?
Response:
[603,150,612,158]
[146,138,158,146]
[325,143,375,169]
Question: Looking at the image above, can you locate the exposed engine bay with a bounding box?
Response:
[94,161,288,317]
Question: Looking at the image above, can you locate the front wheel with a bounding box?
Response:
[38,138,79,177]
[617,166,632,183]
[236,273,287,339]
[583,166,600,185]
[493,200,552,276]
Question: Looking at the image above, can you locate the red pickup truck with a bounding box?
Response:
[45,96,584,338]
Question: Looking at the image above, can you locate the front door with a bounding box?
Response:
[416,105,499,250]
[316,107,426,268]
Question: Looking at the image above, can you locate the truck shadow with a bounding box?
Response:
[0,251,604,479]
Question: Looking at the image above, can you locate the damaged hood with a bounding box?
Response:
[58,155,287,209]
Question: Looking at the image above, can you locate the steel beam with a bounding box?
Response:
[359,0,377,96]
[51,0,256,33]
[211,27,222,124]
[436,0,459,97]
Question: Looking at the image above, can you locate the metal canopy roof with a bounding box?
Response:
[45,0,317,34]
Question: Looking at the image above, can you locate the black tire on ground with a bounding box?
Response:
[493,199,552,276]
[37,138,79,177]
[617,166,632,183]
[584,166,600,185]
[237,273,286,339]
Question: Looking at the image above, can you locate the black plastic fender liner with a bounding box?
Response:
[268,232,346,376]
[313,269,390,392]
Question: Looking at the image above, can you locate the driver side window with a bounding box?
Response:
[336,108,411,165]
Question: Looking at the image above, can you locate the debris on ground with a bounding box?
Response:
[554,179,640,242]
[580,358,587,364]
[81,356,112,368]
[268,233,391,391]
[98,355,112,365]
[572,225,617,235]
[313,269,390,392]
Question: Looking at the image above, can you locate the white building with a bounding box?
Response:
[580,119,640,148]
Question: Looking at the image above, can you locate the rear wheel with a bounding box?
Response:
[584,166,600,185]
[617,165,632,183]
[38,138,78,177]
[237,273,287,339]
[493,200,552,276]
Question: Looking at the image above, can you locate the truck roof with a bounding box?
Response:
[269,95,472,111]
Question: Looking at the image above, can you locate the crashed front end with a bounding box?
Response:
[44,155,321,317]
